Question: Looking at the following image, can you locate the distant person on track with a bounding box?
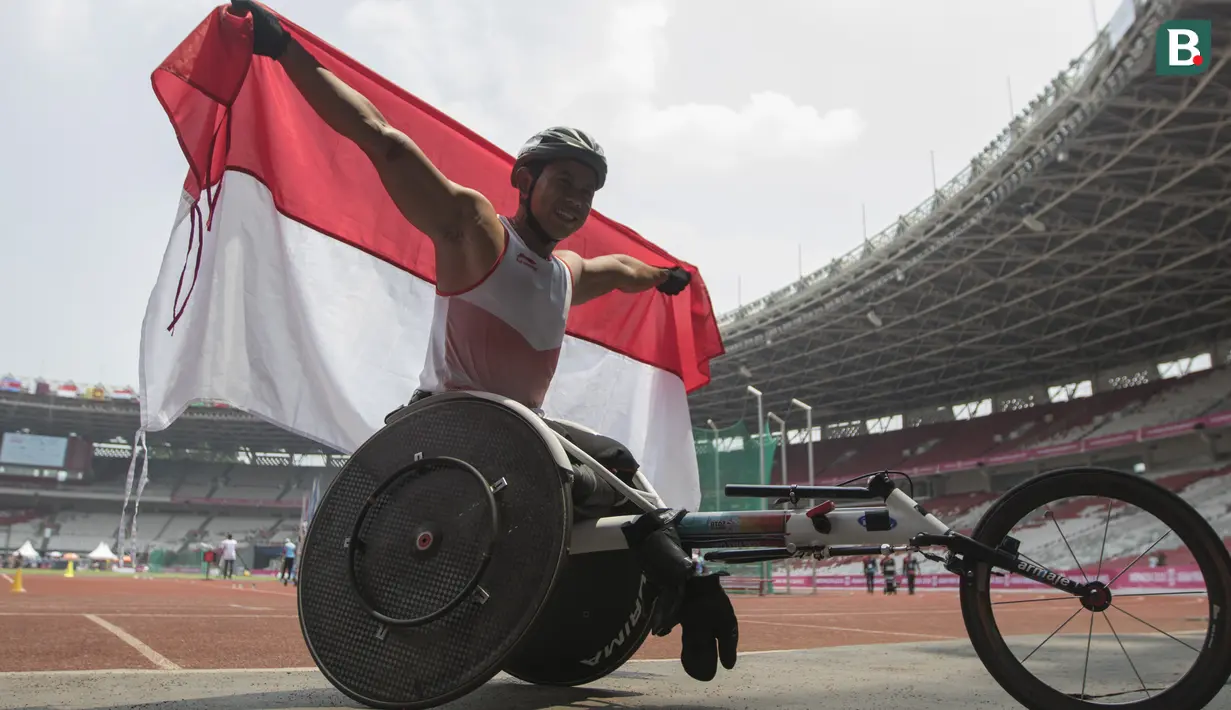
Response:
[219,534,238,580]
[280,538,297,586]
[881,553,897,595]
[863,556,876,594]
[903,553,919,595]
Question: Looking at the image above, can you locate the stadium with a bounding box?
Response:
[4,1,1231,708]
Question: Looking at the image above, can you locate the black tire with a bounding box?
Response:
[958,467,1231,710]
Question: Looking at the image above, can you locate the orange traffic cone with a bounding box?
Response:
[10,567,26,593]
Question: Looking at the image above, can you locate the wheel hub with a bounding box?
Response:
[1080,580,1112,613]
[414,526,438,555]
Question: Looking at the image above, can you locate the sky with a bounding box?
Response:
[0,0,1127,387]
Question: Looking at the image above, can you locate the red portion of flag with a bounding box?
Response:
[151,5,724,392]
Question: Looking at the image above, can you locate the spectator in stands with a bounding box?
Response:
[862,556,876,594]
[903,553,919,595]
[280,538,297,586]
[219,533,238,580]
[880,554,897,595]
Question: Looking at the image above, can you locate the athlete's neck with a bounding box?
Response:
[509,212,557,259]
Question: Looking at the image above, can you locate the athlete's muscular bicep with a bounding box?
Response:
[369,126,503,247]
[278,41,502,254]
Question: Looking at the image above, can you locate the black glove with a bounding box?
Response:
[230,1,292,59]
[657,266,691,296]
[678,573,739,681]
[621,510,740,682]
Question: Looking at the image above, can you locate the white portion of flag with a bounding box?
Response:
[139,171,700,509]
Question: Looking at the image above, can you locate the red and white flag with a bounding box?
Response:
[139,6,724,508]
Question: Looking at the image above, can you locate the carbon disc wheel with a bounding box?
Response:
[296,394,572,710]
[958,467,1231,710]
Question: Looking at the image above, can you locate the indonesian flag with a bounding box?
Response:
[140,6,724,508]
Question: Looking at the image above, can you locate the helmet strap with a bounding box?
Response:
[517,166,566,244]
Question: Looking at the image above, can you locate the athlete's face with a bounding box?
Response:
[528,160,597,240]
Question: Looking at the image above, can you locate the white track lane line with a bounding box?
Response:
[740,618,955,640]
[83,614,181,670]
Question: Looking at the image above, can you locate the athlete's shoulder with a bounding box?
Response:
[552,250,584,283]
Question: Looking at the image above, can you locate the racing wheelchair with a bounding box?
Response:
[295,391,1231,710]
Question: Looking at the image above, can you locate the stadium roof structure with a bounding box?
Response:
[687,0,1231,428]
[0,394,338,455]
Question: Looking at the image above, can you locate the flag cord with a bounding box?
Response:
[117,429,148,567]
[167,105,233,334]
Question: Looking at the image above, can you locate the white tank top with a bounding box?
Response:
[417,216,574,410]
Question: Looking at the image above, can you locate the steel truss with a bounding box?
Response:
[689,0,1231,428]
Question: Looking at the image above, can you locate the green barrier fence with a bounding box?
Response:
[692,420,779,592]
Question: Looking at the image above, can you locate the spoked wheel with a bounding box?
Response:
[959,467,1231,710]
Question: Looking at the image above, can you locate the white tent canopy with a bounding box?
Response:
[15,541,39,560]
[88,541,119,561]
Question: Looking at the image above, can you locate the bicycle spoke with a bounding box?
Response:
[1021,606,1084,665]
[1114,591,1207,599]
[1080,610,1095,699]
[1045,505,1089,583]
[1107,529,1172,589]
[993,595,1078,606]
[1103,611,1150,699]
[1094,499,1113,580]
[1111,604,1201,653]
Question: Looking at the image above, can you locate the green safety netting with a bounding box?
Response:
[692,420,779,590]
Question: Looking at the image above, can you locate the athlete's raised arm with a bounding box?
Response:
[229,1,502,250]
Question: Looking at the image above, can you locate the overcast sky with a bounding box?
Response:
[1,0,1126,386]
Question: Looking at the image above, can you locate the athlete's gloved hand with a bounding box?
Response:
[657,266,691,296]
[229,1,291,59]
[621,509,740,682]
[678,573,739,681]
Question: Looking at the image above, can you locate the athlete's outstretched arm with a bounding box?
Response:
[277,41,501,245]
[229,1,501,247]
[560,253,680,306]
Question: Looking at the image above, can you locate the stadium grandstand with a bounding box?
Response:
[3,0,1231,593]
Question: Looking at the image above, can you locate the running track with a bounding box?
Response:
[0,573,1209,673]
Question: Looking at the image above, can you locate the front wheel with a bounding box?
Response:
[958,467,1231,710]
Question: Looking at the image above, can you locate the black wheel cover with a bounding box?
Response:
[297,395,572,709]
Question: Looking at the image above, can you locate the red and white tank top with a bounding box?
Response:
[417,216,574,410]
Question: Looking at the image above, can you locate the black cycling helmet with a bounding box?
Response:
[510,126,607,190]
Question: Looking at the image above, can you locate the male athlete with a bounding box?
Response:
[228,1,739,683]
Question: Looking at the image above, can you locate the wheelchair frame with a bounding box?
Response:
[458,390,1098,601]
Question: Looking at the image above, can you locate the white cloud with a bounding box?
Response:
[20,0,92,64]
[621,93,864,171]
[342,0,858,166]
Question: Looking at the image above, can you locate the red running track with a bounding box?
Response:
[0,574,1209,672]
